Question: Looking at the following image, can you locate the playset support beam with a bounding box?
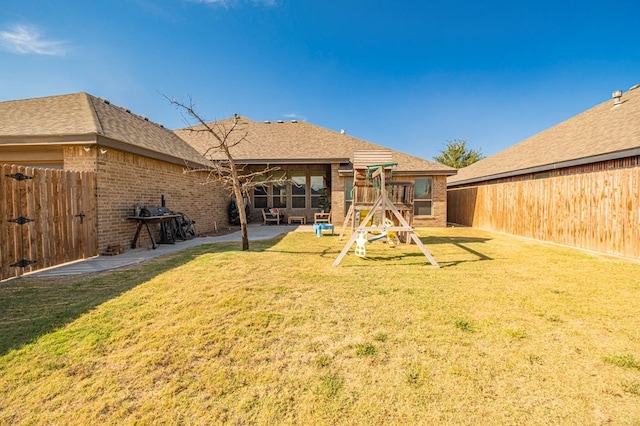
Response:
[332,163,439,268]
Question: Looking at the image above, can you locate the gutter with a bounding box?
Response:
[0,133,212,169]
[233,158,350,165]
[0,134,97,145]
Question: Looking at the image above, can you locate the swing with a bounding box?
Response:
[333,162,439,268]
[354,231,368,258]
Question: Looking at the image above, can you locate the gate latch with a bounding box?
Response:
[75,212,86,224]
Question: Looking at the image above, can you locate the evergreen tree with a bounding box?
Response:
[433,140,484,168]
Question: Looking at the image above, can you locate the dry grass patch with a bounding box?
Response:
[1,228,640,424]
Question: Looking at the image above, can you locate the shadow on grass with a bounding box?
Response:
[0,236,286,356]
[330,235,494,268]
[421,235,494,265]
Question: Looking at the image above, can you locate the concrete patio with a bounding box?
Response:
[27,223,313,277]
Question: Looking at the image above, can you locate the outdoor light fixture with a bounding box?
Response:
[83,146,91,152]
[99,148,108,154]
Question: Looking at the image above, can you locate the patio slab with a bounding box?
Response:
[27,224,313,277]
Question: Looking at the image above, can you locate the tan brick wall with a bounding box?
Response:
[333,173,448,228]
[240,165,448,228]
[63,146,97,171]
[330,164,345,225]
[413,175,448,227]
[246,164,332,223]
[61,144,448,253]
[65,146,227,253]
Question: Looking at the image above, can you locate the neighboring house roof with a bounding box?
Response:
[175,116,456,176]
[449,84,640,186]
[0,93,209,167]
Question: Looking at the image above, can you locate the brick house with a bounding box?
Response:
[175,116,456,227]
[1,92,455,262]
[0,93,226,254]
[447,84,640,259]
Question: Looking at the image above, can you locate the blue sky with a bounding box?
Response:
[1,0,639,161]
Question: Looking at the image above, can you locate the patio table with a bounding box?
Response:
[128,215,181,249]
[288,215,307,225]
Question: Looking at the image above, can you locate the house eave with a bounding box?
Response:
[394,170,457,177]
[0,134,209,168]
[232,158,350,165]
[0,134,98,145]
[338,167,457,177]
[97,136,211,169]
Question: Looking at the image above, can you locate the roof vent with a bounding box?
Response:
[277,120,284,123]
[264,120,271,124]
[291,120,298,123]
[612,90,623,106]
[102,98,110,105]
[340,129,346,134]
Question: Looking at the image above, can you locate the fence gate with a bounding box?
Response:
[1,165,98,281]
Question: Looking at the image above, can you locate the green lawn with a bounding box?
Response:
[1,228,639,425]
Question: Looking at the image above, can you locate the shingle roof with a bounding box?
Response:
[0,93,209,167]
[449,84,640,186]
[175,116,455,175]
[0,92,99,135]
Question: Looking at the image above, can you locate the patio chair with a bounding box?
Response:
[314,211,331,224]
[262,207,284,225]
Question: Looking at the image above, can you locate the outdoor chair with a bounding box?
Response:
[314,211,331,224]
[262,207,284,225]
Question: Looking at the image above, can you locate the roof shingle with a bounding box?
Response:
[175,116,456,175]
[449,85,640,185]
[0,93,209,167]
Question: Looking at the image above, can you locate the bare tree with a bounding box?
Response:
[167,96,281,251]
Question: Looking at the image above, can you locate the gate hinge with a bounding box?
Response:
[5,172,33,181]
[10,259,36,268]
[8,217,34,225]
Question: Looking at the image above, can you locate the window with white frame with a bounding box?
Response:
[414,177,433,216]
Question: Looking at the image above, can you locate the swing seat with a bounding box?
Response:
[387,231,400,246]
[354,232,367,258]
[368,232,387,242]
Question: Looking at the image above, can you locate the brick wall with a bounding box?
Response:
[332,171,447,228]
[246,164,332,223]
[330,164,345,225]
[63,146,97,171]
[64,146,228,253]
[413,175,447,227]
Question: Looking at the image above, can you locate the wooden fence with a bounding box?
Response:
[447,167,640,259]
[1,164,97,281]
